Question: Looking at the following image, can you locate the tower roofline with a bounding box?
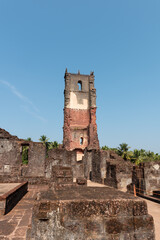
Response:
[64,69,94,77]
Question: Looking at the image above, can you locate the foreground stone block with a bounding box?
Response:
[0,182,28,215]
[29,187,155,240]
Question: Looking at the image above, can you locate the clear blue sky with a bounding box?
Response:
[0,0,160,153]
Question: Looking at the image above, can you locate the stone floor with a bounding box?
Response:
[146,199,160,240]
[87,180,108,187]
[0,185,49,240]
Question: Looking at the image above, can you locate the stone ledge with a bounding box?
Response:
[0,182,28,215]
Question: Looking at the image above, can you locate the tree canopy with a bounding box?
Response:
[39,135,59,151]
[101,143,160,164]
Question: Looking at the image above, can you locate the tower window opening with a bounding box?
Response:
[78,81,82,91]
[80,137,83,145]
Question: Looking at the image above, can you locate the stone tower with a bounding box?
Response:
[63,69,99,159]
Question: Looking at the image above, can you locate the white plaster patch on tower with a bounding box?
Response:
[76,152,84,161]
[68,92,88,109]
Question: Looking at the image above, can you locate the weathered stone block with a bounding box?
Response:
[105,218,122,234]
[84,219,104,235]
[76,178,87,185]
[30,187,155,240]
[134,231,155,240]
[133,215,154,231]
[133,200,148,216]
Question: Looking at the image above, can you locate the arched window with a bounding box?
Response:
[80,137,83,145]
[78,81,82,91]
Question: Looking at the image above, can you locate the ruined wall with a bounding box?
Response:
[132,162,160,194]
[0,128,85,183]
[84,149,133,191]
[0,129,22,181]
[22,142,46,177]
[63,70,99,151]
[0,139,21,169]
[144,161,160,193]
[88,107,99,150]
[0,128,18,140]
[84,150,92,179]
[91,150,102,183]
[0,138,22,182]
[0,128,46,182]
[45,148,84,180]
[104,151,133,191]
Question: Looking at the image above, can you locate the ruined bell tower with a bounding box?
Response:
[63,69,99,159]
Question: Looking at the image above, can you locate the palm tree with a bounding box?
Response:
[39,135,50,157]
[39,135,50,150]
[117,143,131,160]
[131,149,141,163]
[39,135,49,144]
[49,141,59,149]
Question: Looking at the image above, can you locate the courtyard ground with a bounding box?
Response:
[146,199,160,240]
[0,182,159,239]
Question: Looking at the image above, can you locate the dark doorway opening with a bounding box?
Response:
[89,171,92,180]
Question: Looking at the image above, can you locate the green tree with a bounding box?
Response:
[117,143,132,160]
[39,135,59,155]
[101,145,110,150]
[48,141,59,149]
[39,135,49,144]
[117,143,130,153]
[132,149,160,165]
[130,149,141,163]
[39,135,50,155]
[25,137,32,141]
[101,145,118,152]
[101,142,160,164]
